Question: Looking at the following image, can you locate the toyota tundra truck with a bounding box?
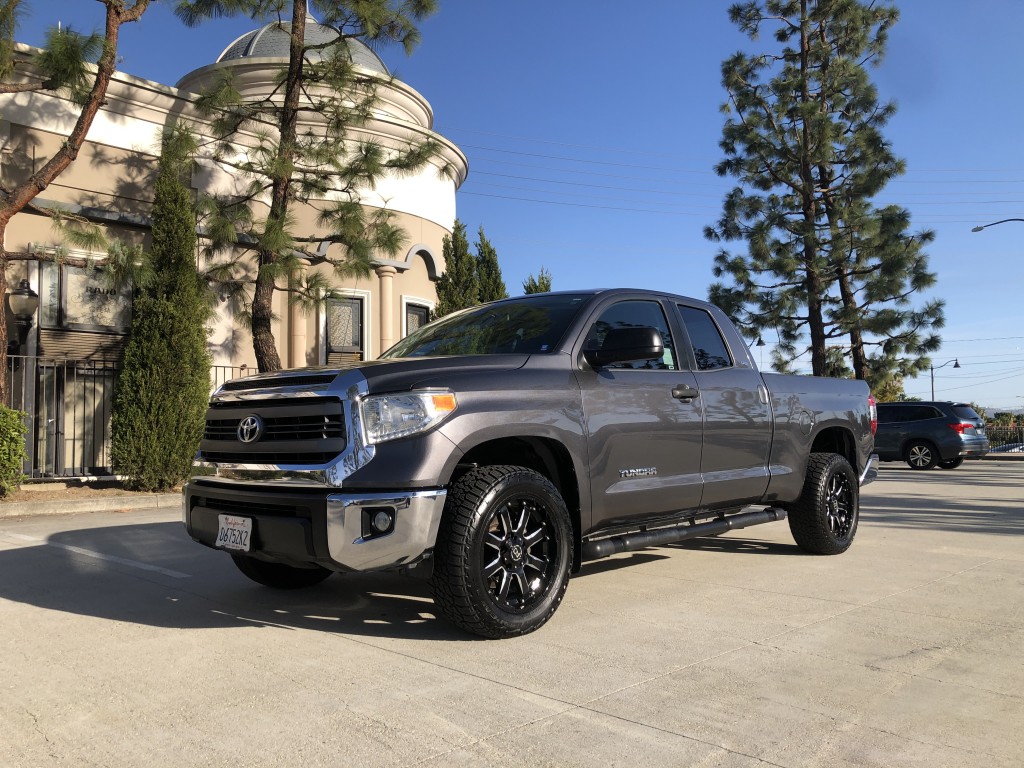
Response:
[184,289,878,638]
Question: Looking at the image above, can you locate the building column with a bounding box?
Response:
[288,272,306,368]
[376,265,398,355]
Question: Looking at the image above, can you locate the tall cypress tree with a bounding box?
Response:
[111,126,212,491]
[475,226,507,303]
[707,0,942,387]
[432,220,478,318]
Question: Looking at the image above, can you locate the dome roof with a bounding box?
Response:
[217,20,390,76]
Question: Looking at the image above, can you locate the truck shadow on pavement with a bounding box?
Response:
[0,521,474,641]
[4,520,787,641]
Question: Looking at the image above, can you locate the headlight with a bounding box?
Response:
[360,391,458,444]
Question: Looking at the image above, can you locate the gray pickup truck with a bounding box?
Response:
[184,289,878,638]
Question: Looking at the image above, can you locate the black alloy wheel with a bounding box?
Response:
[788,452,860,555]
[823,464,856,540]
[432,465,572,639]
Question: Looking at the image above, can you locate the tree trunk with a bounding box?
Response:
[251,262,282,372]
[247,0,306,373]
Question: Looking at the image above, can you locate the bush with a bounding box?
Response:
[0,405,27,496]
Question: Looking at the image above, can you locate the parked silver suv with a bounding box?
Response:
[875,401,989,469]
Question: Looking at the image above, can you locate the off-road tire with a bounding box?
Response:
[938,457,964,470]
[431,465,572,639]
[905,440,938,470]
[788,452,859,555]
[231,555,333,589]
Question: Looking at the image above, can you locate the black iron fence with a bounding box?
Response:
[4,354,251,479]
[985,425,1024,452]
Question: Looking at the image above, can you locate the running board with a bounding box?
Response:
[582,507,787,561]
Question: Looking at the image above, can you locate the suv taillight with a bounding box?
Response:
[948,422,970,434]
[868,394,877,436]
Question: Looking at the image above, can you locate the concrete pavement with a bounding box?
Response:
[0,460,1021,767]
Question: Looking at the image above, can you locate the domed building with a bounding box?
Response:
[0,23,467,476]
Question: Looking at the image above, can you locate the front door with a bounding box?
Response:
[578,299,704,533]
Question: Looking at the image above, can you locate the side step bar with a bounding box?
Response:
[582,507,787,561]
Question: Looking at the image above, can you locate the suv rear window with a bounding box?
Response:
[951,405,981,421]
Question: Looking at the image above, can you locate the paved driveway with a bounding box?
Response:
[1,461,1021,767]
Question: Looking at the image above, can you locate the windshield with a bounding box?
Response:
[382,294,592,358]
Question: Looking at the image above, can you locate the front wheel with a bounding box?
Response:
[938,457,964,469]
[431,465,572,639]
[231,555,333,589]
[788,452,859,555]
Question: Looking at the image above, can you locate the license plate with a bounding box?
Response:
[216,515,252,552]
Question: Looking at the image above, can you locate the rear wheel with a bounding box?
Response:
[938,457,964,469]
[905,440,938,470]
[231,555,333,589]
[788,452,859,555]
[431,465,572,639]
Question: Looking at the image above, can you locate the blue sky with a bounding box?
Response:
[13,1,1024,409]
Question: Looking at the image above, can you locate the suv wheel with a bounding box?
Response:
[431,465,572,639]
[905,440,938,470]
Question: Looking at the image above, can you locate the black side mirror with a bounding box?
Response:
[584,326,664,368]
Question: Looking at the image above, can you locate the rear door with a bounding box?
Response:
[577,298,703,532]
[674,303,772,508]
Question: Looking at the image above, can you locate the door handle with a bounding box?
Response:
[672,385,699,402]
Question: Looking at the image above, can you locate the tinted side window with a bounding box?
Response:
[909,406,942,421]
[584,300,677,370]
[877,406,900,424]
[677,305,732,371]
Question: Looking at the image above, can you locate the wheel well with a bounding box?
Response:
[458,437,582,569]
[810,427,856,467]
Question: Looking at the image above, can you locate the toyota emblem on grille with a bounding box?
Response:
[237,415,264,443]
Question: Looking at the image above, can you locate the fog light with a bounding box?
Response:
[372,510,393,533]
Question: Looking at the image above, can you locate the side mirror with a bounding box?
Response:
[584,326,664,368]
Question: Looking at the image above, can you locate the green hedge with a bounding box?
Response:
[0,405,27,496]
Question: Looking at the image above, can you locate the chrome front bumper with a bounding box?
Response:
[325,490,447,571]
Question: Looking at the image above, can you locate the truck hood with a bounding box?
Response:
[355,355,530,393]
[213,356,533,398]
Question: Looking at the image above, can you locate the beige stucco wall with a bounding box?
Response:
[1,42,467,372]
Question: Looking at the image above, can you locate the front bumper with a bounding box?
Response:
[184,480,446,573]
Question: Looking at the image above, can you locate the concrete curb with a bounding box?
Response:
[0,493,181,519]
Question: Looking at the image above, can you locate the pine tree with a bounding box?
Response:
[111,126,212,491]
[475,226,507,303]
[522,267,552,295]
[175,0,440,372]
[706,0,942,386]
[0,0,152,398]
[432,220,477,318]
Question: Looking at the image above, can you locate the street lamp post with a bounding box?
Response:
[930,358,960,400]
[971,218,1024,232]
